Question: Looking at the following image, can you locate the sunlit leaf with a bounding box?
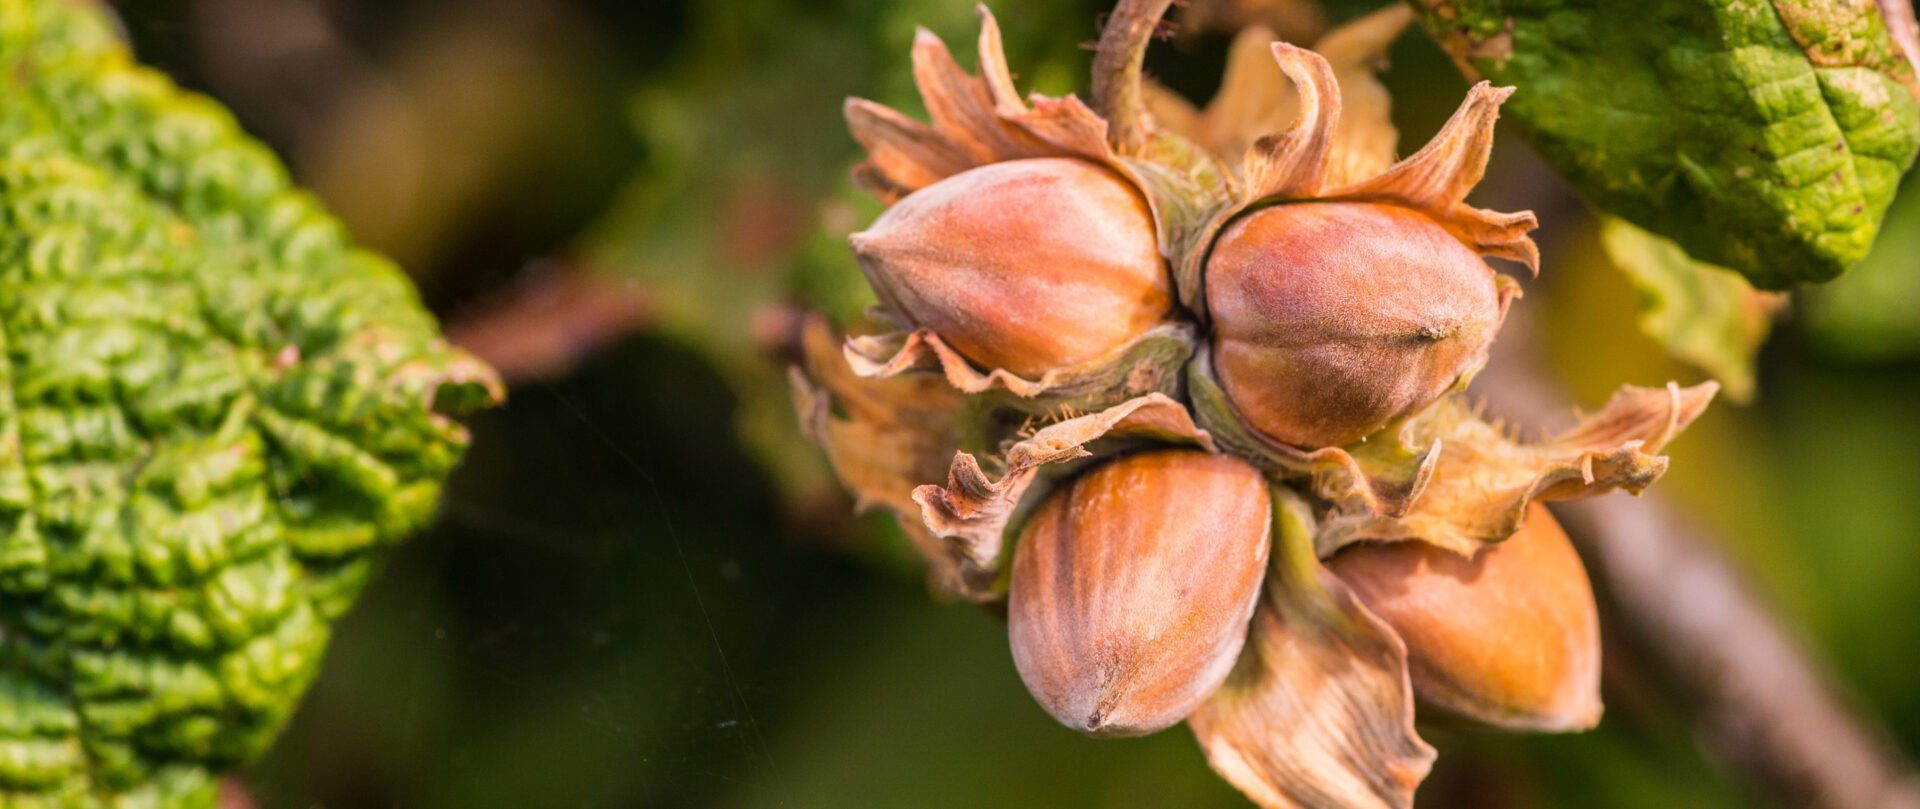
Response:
[0,1,499,802]
[1600,217,1787,401]
[1416,0,1920,288]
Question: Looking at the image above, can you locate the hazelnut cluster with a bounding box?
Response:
[793,6,1715,807]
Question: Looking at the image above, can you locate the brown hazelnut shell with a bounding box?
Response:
[1203,201,1509,449]
[1008,449,1271,737]
[852,157,1175,380]
[1327,505,1602,732]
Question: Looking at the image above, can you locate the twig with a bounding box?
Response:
[217,778,257,809]
[1478,314,1920,809]
[1091,0,1176,153]
[443,261,653,384]
[1559,496,1920,809]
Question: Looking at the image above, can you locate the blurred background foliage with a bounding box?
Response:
[103,0,1920,805]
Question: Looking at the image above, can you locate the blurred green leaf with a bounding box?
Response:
[0,0,498,803]
[1416,0,1920,288]
[1599,217,1785,401]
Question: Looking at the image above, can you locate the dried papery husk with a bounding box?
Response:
[1307,6,1415,185]
[1175,0,1328,45]
[912,394,1215,599]
[790,314,1003,600]
[1311,381,1719,559]
[844,7,1119,204]
[1142,7,1413,289]
[1145,6,1411,185]
[1174,42,1538,320]
[1329,505,1602,732]
[1188,486,1434,809]
[1189,344,1718,558]
[845,320,1197,416]
[1008,450,1270,737]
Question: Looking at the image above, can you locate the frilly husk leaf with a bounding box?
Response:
[1188,342,1718,558]
[1188,486,1434,809]
[1313,381,1721,558]
[1143,6,1411,187]
[790,314,1000,600]
[1144,25,1304,172]
[845,7,1115,204]
[912,394,1215,600]
[844,319,1197,415]
[1310,7,1414,186]
[1152,7,1415,313]
[1242,42,1343,200]
[1172,38,1538,318]
[1326,81,1540,274]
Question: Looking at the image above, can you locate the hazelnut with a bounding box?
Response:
[1327,505,1601,731]
[851,157,1173,379]
[1204,201,1505,448]
[1008,449,1270,736]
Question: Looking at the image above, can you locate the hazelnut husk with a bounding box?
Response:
[1204,201,1508,449]
[851,157,1175,380]
[1008,449,1270,737]
[796,8,1730,808]
[1327,504,1601,732]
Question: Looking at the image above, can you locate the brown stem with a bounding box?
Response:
[1091,0,1175,153]
[1558,496,1920,809]
[443,261,654,384]
[217,778,257,809]
[1478,315,1920,809]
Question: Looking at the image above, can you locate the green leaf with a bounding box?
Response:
[1599,217,1784,401]
[0,1,500,804]
[1414,0,1920,288]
